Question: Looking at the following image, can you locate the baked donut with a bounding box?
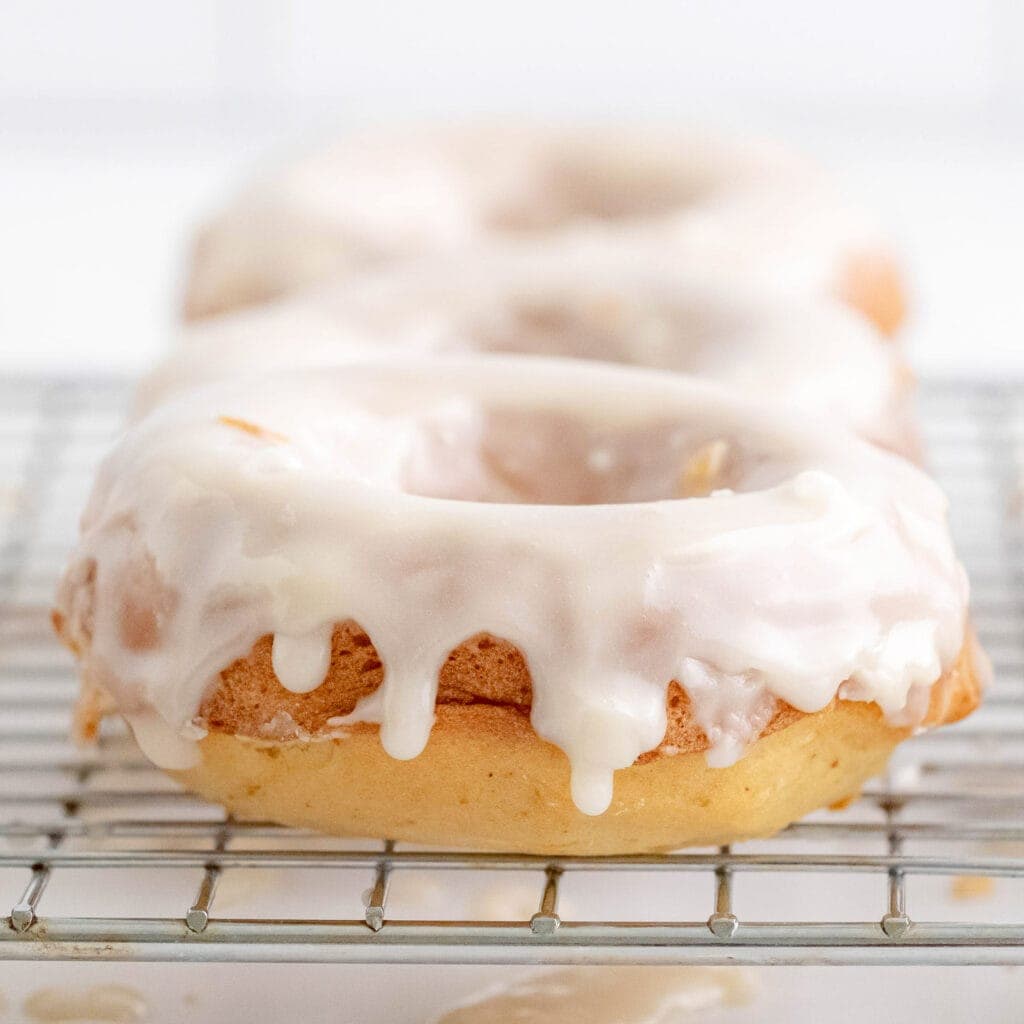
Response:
[149,243,914,452]
[54,357,979,854]
[182,125,905,335]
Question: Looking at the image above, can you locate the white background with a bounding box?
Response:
[0,3,1022,1021]
[0,0,1021,377]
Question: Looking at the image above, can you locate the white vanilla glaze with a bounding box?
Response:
[434,966,753,1024]
[57,357,967,815]
[148,239,909,448]
[184,123,888,317]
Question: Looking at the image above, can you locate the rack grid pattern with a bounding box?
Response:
[1,376,1022,965]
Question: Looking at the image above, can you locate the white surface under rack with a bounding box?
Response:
[0,376,1023,966]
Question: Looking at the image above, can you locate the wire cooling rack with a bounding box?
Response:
[0,375,1022,966]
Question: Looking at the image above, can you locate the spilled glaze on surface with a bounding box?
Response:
[433,966,753,1024]
[56,357,967,815]
[23,985,148,1024]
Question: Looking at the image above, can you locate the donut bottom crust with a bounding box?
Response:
[174,696,929,856]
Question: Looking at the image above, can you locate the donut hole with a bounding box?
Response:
[217,370,811,508]
[471,290,740,369]
[390,405,754,505]
[486,148,715,232]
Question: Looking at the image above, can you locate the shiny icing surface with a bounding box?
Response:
[57,357,967,815]
[186,124,887,314]
[150,241,907,448]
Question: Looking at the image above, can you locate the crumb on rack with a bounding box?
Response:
[218,416,288,443]
[951,875,995,901]
[828,793,858,811]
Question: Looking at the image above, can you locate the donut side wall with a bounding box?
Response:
[174,640,978,855]
[56,612,981,853]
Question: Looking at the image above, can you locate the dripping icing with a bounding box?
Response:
[126,711,202,770]
[56,358,969,815]
[271,625,335,693]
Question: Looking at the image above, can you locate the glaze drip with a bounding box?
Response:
[272,626,335,693]
[56,358,967,816]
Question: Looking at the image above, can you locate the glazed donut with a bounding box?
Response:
[182,125,905,335]
[54,357,979,854]
[148,243,913,452]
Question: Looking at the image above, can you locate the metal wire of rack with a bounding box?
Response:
[0,376,1023,965]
